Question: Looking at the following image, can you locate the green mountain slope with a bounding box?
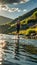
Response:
[7,8,37,34]
[0,8,37,39]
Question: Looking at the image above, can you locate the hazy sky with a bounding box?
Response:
[0,0,37,19]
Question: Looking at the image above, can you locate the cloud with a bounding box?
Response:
[0,0,30,4]
[8,8,21,12]
[0,4,27,13]
[0,4,21,12]
[20,0,30,3]
[0,4,9,11]
[13,3,18,5]
[23,9,27,12]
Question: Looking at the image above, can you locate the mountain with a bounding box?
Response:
[7,8,37,33]
[0,16,12,25]
[18,8,37,20]
[0,8,37,39]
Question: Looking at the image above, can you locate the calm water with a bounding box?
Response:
[0,34,37,65]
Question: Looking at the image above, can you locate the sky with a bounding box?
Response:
[0,0,37,19]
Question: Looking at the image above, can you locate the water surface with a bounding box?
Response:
[0,34,37,65]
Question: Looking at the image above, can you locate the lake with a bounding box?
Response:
[0,34,37,65]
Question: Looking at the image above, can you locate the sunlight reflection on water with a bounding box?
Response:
[0,34,37,65]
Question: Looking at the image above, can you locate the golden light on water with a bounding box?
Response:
[0,45,3,65]
[0,40,6,48]
[0,39,6,65]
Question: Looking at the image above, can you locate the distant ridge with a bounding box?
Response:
[0,16,12,25]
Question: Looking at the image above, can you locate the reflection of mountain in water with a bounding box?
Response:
[0,34,37,65]
[0,34,37,46]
